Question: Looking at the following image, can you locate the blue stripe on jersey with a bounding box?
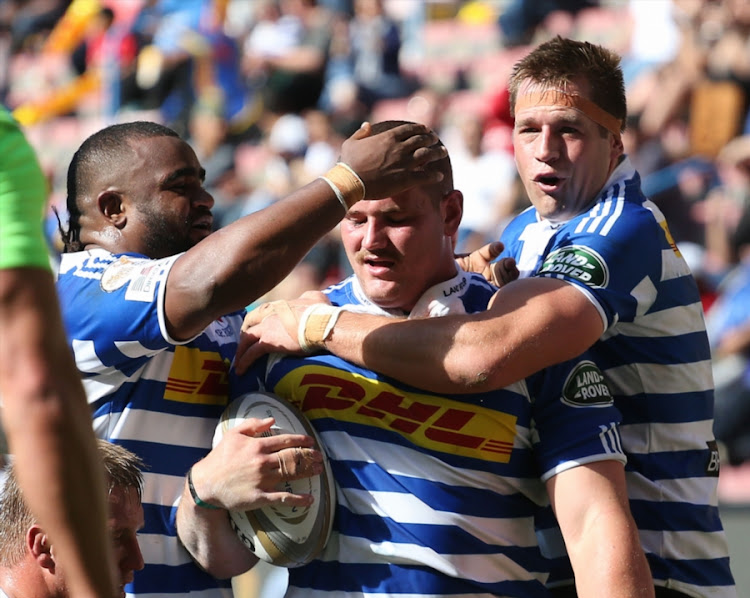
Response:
[648,556,734,589]
[128,562,233,594]
[626,449,716,480]
[289,561,550,597]
[115,439,209,477]
[140,502,177,534]
[630,500,725,532]
[595,331,712,368]
[603,391,714,425]
[331,460,538,519]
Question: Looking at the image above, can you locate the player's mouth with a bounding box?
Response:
[191,214,213,231]
[363,255,396,275]
[534,174,565,192]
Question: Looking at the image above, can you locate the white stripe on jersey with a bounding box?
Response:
[661,248,693,280]
[640,529,732,561]
[605,359,714,396]
[630,275,658,317]
[317,532,541,583]
[620,419,716,454]
[608,301,707,338]
[100,407,219,448]
[136,531,195,567]
[626,472,719,506]
[139,471,184,511]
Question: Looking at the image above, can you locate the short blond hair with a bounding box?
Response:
[0,440,143,566]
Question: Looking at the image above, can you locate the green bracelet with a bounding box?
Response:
[187,467,221,510]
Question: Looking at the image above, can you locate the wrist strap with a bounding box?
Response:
[298,304,344,352]
[318,162,366,212]
[187,466,221,510]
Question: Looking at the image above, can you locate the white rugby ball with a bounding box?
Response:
[213,391,336,568]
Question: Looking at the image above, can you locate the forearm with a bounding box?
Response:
[551,461,654,598]
[172,178,345,332]
[175,476,258,578]
[568,504,653,598]
[0,269,117,598]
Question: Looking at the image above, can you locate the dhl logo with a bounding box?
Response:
[165,346,230,405]
[273,365,517,463]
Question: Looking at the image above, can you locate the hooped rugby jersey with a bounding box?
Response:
[57,248,244,598]
[234,268,626,598]
[499,156,737,597]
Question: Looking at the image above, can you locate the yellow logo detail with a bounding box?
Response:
[659,220,682,257]
[274,365,517,463]
[165,345,230,405]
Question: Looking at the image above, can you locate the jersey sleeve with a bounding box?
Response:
[59,254,181,376]
[527,355,626,482]
[537,205,668,330]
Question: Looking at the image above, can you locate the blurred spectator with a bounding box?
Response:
[693,135,750,279]
[347,0,417,110]
[70,6,139,116]
[242,0,335,116]
[449,112,519,253]
[707,205,750,466]
[497,0,599,47]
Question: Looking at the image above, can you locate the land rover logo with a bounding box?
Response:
[540,246,608,287]
[562,361,613,407]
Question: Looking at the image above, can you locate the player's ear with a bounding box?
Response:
[99,190,126,229]
[28,525,55,571]
[442,189,463,237]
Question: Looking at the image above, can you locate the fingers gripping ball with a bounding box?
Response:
[213,392,336,567]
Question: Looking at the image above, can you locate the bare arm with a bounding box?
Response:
[547,461,654,598]
[237,277,603,393]
[0,269,117,598]
[166,122,448,340]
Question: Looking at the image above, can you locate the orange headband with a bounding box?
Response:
[515,89,622,138]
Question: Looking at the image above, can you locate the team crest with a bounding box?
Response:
[540,245,609,287]
[100,256,137,292]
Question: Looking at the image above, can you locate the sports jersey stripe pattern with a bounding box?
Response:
[500,157,736,597]
[235,269,626,597]
[57,249,240,598]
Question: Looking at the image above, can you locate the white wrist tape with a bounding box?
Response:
[298,304,345,353]
[318,162,366,212]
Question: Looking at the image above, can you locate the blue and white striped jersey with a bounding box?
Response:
[236,268,626,598]
[500,156,737,597]
[57,249,243,598]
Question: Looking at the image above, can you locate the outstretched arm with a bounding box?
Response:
[166,122,448,340]
[237,276,603,393]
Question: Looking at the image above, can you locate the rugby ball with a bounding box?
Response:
[213,391,336,567]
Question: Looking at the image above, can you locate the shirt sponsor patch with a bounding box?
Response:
[274,365,518,463]
[562,360,613,407]
[100,256,137,292]
[539,245,609,287]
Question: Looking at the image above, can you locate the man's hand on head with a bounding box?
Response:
[339,122,448,200]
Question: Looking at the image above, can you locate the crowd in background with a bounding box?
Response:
[2,0,750,472]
